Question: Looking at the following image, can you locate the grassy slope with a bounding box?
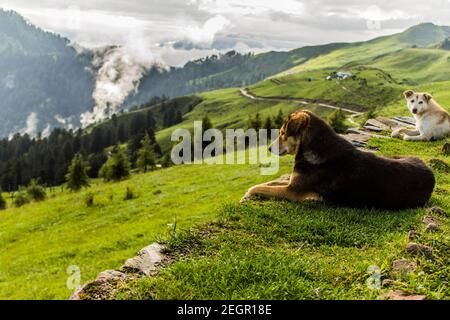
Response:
[249,67,403,110]
[116,139,450,300]
[0,153,294,299]
[156,88,335,153]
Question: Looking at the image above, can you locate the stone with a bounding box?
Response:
[363,125,384,132]
[443,143,450,155]
[407,230,418,241]
[422,215,439,225]
[375,117,401,129]
[393,116,416,126]
[365,119,390,131]
[406,243,433,256]
[70,270,128,300]
[123,243,166,275]
[392,259,417,273]
[386,290,426,301]
[427,207,447,217]
[426,223,439,233]
[382,279,395,287]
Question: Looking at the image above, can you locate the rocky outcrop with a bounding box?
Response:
[70,243,168,300]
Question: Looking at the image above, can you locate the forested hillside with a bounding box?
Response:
[0,96,201,191]
[0,9,95,138]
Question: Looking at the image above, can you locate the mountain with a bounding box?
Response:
[2,10,450,139]
[122,43,347,108]
[0,9,95,138]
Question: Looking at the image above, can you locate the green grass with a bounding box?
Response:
[156,88,335,153]
[114,138,450,300]
[249,67,403,111]
[0,154,294,299]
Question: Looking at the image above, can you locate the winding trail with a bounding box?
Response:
[240,88,364,126]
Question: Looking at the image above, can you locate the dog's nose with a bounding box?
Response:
[412,109,418,114]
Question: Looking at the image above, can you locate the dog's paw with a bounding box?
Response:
[239,193,253,204]
[391,130,402,139]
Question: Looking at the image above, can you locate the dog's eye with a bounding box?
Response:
[419,101,423,104]
[410,100,415,103]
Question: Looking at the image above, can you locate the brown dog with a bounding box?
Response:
[242,110,435,209]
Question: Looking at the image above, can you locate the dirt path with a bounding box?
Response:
[240,88,364,126]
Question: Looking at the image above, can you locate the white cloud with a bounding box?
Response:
[21,112,38,136]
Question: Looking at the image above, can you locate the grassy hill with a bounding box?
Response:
[0,152,294,299]
[2,21,450,300]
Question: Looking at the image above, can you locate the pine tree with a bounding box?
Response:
[264,116,273,130]
[65,154,90,191]
[274,109,284,129]
[99,147,131,181]
[0,188,6,210]
[137,134,156,173]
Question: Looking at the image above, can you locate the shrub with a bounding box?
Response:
[124,187,135,201]
[99,147,131,181]
[14,189,30,208]
[328,108,348,134]
[26,179,47,201]
[0,189,6,210]
[85,192,94,207]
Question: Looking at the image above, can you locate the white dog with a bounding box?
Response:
[391,90,450,141]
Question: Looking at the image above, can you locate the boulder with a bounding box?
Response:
[422,215,439,225]
[426,223,439,233]
[392,259,417,273]
[386,290,426,301]
[123,243,166,275]
[392,116,416,126]
[70,270,128,300]
[427,207,447,217]
[406,243,433,257]
[365,119,390,131]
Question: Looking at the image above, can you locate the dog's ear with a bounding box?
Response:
[285,111,310,136]
[423,93,433,102]
[404,90,415,99]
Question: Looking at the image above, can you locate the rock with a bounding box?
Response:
[375,117,407,129]
[70,242,168,300]
[382,279,395,287]
[427,207,447,217]
[422,215,439,225]
[426,223,439,233]
[392,259,417,273]
[407,230,418,241]
[443,143,450,155]
[365,119,390,131]
[341,133,370,146]
[363,125,384,132]
[123,243,166,275]
[386,290,426,301]
[406,243,433,257]
[393,116,416,126]
[70,270,128,300]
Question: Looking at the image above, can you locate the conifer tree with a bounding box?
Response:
[137,134,156,173]
[65,154,90,191]
[99,147,131,181]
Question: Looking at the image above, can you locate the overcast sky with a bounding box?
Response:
[2,0,450,66]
